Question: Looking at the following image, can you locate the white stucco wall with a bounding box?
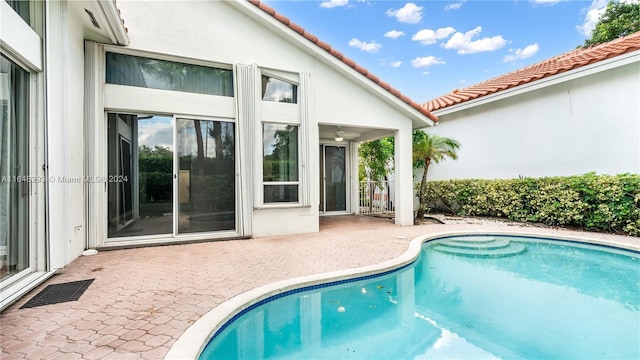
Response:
[425,58,640,181]
[46,1,88,268]
[110,1,423,236]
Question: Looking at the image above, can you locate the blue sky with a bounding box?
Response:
[262,0,619,103]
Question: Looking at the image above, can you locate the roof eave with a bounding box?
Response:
[432,50,640,118]
[229,0,437,128]
[97,0,129,46]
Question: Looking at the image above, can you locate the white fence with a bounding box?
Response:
[359,181,394,214]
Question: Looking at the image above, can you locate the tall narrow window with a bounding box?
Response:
[0,55,30,280]
[263,123,298,203]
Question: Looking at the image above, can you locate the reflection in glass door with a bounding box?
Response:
[0,55,30,281]
[107,114,237,239]
[320,145,346,213]
[177,119,235,234]
[107,114,174,238]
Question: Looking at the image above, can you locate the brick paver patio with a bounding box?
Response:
[1,215,637,359]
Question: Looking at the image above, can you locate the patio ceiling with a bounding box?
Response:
[318,124,395,143]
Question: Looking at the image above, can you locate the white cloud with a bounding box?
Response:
[503,43,540,62]
[576,0,607,37]
[445,1,465,10]
[348,38,382,53]
[443,26,507,54]
[386,3,423,24]
[320,0,349,8]
[411,56,445,68]
[384,30,405,39]
[530,0,563,5]
[139,116,174,151]
[412,27,456,45]
[389,60,403,68]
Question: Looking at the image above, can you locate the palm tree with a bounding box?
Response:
[413,131,460,221]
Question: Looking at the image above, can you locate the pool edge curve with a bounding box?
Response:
[164,230,639,360]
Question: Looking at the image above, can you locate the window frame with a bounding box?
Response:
[0,0,46,304]
[87,44,243,247]
[261,74,298,104]
[261,122,301,205]
[105,51,234,97]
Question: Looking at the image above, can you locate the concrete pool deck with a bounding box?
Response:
[1,215,638,359]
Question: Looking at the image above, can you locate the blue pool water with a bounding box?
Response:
[200,235,640,359]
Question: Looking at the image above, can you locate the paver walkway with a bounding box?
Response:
[1,215,637,359]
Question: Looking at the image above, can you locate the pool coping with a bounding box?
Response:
[164,230,639,360]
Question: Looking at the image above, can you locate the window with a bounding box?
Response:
[5,0,30,26]
[106,53,234,96]
[263,123,298,203]
[4,0,43,36]
[261,75,297,103]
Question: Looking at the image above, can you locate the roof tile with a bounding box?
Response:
[378,81,391,91]
[354,64,368,76]
[342,57,356,68]
[329,48,344,60]
[273,13,290,25]
[303,32,318,43]
[366,73,380,83]
[316,40,332,51]
[247,0,438,122]
[288,22,305,35]
[424,31,640,112]
[256,0,275,16]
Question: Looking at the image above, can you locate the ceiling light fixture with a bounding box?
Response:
[335,127,344,142]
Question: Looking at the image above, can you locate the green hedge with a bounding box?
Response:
[416,173,640,236]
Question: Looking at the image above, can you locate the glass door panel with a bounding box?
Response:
[323,146,346,212]
[107,114,174,238]
[0,55,30,281]
[176,119,235,234]
[319,145,324,212]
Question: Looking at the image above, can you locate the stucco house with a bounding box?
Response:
[422,31,640,181]
[0,0,438,310]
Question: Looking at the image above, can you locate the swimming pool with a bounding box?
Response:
[174,234,639,359]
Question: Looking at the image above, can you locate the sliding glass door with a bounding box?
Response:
[107,113,236,240]
[0,55,30,281]
[176,118,235,234]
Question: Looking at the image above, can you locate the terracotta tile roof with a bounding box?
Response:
[246,0,438,123]
[424,31,640,112]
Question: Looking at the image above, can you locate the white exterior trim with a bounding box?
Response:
[0,1,42,71]
[96,0,130,46]
[103,85,236,119]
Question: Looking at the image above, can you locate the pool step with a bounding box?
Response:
[433,238,526,258]
[438,238,511,250]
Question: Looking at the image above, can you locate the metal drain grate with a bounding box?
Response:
[20,279,95,309]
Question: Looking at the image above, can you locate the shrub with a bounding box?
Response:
[417,173,640,236]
